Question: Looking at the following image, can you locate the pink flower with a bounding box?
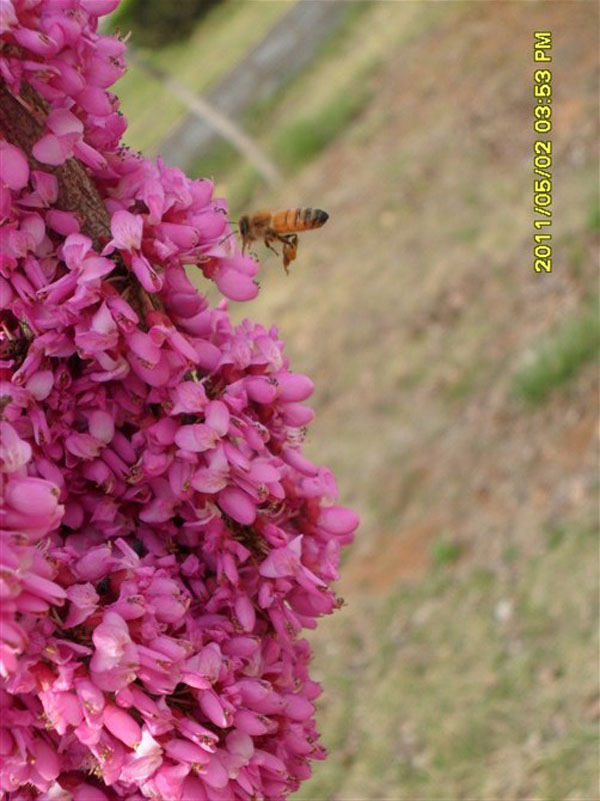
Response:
[0,0,17,34]
[32,108,86,166]
[31,170,59,205]
[0,141,29,190]
[217,486,257,525]
[108,209,143,252]
[276,372,314,402]
[4,475,62,519]
[175,401,230,453]
[319,505,360,536]
[46,208,80,235]
[214,267,259,302]
[191,445,229,494]
[90,611,139,690]
[0,0,357,796]
[131,252,163,292]
[13,26,62,56]
[32,134,74,167]
[39,688,84,734]
[64,583,99,627]
[103,703,142,748]
[119,727,163,783]
[0,422,32,472]
[259,535,303,579]
[75,677,105,725]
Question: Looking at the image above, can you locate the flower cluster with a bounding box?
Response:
[0,1,357,800]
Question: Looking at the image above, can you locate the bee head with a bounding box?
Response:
[239,216,249,238]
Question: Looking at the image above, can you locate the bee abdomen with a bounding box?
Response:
[309,208,329,228]
[273,208,329,232]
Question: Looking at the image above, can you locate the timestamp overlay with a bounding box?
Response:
[533,31,553,273]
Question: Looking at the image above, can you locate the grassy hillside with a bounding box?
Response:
[112,0,290,155]
[225,4,599,798]
[127,2,599,797]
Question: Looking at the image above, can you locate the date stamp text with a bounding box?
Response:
[533,31,553,273]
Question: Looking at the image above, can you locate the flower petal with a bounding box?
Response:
[218,487,256,525]
[0,142,29,190]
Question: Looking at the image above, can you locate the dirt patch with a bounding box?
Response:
[343,516,445,593]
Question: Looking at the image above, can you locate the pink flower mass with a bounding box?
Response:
[0,1,358,800]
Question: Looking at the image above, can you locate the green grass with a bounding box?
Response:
[242,0,371,135]
[544,523,567,551]
[110,0,371,214]
[513,302,600,404]
[112,0,290,155]
[272,79,374,171]
[294,522,598,799]
[587,193,600,232]
[431,536,463,567]
[190,138,238,181]
[184,5,379,213]
[533,729,600,801]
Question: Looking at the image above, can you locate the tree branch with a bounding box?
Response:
[0,79,111,249]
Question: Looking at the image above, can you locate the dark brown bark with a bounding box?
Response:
[0,79,111,248]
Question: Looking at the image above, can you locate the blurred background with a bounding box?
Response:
[110,1,599,798]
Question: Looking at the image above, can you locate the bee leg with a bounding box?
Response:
[280,234,298,251]
[271,234,293,274]
[263,236,280,256]
[277,233,297,246]
[281,238,298,275]
[283,235,299,274]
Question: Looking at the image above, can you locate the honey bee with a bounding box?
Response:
[239,208,329,272]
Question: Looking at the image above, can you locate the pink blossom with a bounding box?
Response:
[131,252,163,292]
[0,141,29,190]
[87,410,115,444]
[0,421,32,472]
[0,0,17,34]
[218,486,257,525]
[64,583,99,627]
[119,727,163,783]
[191,445,229,494]
[30,170,59,205]
[0,0,357,796]
[4,475,61,518]
[91,611,138,674]
[46,208,80,235]
[319,505,360,536]
[214,267,259,302]
[32,133,75,166]
[103,703,142,748]
[259,535,303,579]
[108,209,143,252]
